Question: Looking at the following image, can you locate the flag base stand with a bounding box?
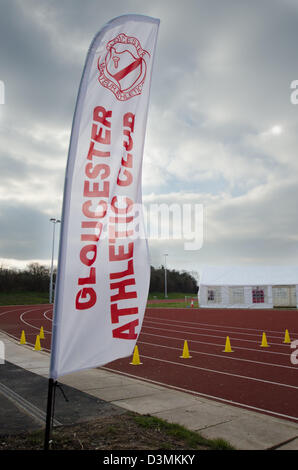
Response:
[44,378,56,451]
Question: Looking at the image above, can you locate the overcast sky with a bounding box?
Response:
[1,0,298,276]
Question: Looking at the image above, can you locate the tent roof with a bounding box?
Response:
[199,265,298,286]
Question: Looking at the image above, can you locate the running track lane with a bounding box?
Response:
[0,305,297,423]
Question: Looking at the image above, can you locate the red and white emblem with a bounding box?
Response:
[97,33,150,101]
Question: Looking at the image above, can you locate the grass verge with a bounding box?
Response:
[133,415,234,450]
[0,412,234,451]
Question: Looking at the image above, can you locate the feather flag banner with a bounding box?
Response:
[49,15,159,379]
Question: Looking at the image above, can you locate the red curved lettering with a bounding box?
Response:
[75,287,97,310]
[80,244,97,266]
[111,196,133,214]
[82,200,107,218]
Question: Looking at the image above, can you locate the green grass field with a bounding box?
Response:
[0,291,49,306]
[0,291,198,307]
[148,292,196,300]
[148,301,199,308]
[147,292,198,308]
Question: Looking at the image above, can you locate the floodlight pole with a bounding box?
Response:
[49,218,60,304]
[164,253,168,298]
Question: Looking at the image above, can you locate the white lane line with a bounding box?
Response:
[101,366,298,422]
[144,319,291,341]
[145,316,298,337]
[43,309,53,323]
[0,305,52,345]
[20,309,46,332]
[141,325,292,352]
[20,308,53,335]
[0,329,51,351]
[136,354,298,391]
[0,305,43,318]
[140,330,291,356]
[2,306,47,340]
[138,340,297,371]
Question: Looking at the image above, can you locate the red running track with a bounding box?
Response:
[0,304,298,423]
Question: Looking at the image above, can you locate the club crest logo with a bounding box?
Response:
[97,33,150,101]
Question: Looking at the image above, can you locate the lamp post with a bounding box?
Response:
[49,218,61,304]
[164,253,168,298]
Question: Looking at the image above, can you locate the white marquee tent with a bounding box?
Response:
[198,266,298,308]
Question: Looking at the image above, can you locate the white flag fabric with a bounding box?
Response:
[50,15,159,379]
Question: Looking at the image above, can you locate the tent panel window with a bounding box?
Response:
[273,286,296,307]
[290,286,297,306]
[229,287,244,304]
[252,287,267,303]
[207,287,221,304]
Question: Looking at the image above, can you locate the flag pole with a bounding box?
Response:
[44,378,56,451]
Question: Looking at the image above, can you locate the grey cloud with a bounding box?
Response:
[210,180,298,240]
[0,1,80,127]
[0,201,60,260]
[0,154,29,181]
[1,0,298,270]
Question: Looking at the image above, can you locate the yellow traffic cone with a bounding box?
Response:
[261,332,269,347]
[130,345,142,365]
[20,330,26,345]
[223,336,233,352]
[34,335,42,351]
[39,326,45,340]
[180,340,192,358]
[283,329,291,344]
